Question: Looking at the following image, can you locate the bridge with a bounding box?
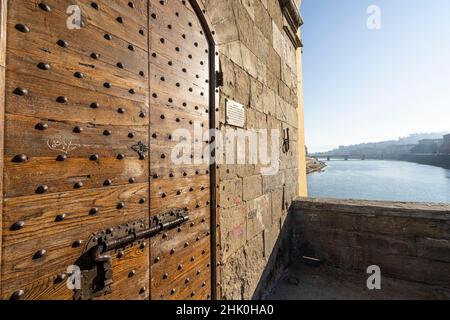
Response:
[310,154,384,161]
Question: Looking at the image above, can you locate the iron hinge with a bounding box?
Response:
[216,70,223,87]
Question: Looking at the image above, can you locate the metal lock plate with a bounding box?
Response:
[74,209,189,300]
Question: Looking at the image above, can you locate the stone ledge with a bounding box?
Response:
[292,197,450,220]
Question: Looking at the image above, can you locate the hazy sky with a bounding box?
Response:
[301,0,450,153]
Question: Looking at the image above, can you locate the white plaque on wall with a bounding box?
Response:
[226,99,246,128]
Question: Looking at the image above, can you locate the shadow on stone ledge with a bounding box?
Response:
[253,197,450,300]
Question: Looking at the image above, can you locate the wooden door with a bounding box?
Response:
[0,0,214,300]
[148,0,213,300]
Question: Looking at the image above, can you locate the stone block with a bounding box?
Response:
[206,0,235,24]
[256,57,267,85]
[220,40,243,69]
[235,3,255,50]
[271,188,284,223]
[242,234,266,299]
[250,78,264,113]
[240,45,258,79]
[220,234,266,300]
[234,64,251,106]
[251,24,270,64]
[278,81,291,109]
[272,20,285,59]
[264,224,281,259]
[219,54,236,98]
[254,0,273,42]
[260,0,268,10]
[262,170,284,193]
[220,247,246,300]
[241,0,256,21]
[220,204,248,262]
[281,62,295,89]
[275,94,298,128]
[237,164,261,178]
[265,69,279,96]
[218,164,239,181]
[247,194,271,240]
[417,237,450,263]
[281,141,299,170]
[262,87,276,116]
[267,0,283,29]
[219,178,243,209]
[286,41,297,71]
[268,47,281,78]
[267,115,282,132]
[246,107,267,130]
[213,17,240,45]
[243,175,263,201]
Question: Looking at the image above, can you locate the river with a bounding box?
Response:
[307,160,450,203]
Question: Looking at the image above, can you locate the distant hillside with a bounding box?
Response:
[314,132,449,156]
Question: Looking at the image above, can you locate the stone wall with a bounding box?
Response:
[291,198,450,289]
[398,154,450,169]
[201,0,305,299]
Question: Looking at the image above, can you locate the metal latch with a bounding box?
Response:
[282,128,290,153]
[74,208,189,300]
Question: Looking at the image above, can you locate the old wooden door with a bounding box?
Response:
[0,0,215,300]
[148,0,215,300]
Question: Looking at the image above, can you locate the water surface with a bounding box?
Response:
[308,160,450,203]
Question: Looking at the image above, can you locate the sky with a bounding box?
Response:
[301,0,450,153]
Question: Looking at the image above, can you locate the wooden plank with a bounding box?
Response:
[5,72,148,126]
[152,252,211,300]
[0,0,6,67]
[98,0,148,27]
[1,184,148,292]
[76,0,148,50]
[0,0,6,297]
[1,238,150,300]
[7,2,148,104]
[10,0,148,51]
[4,113,148,158]
[5,156,148,198]
[6,48,147,103]
[149,0,212,300]
[150,35,209,90]
[151,0,210,55]
[107,244,150,300]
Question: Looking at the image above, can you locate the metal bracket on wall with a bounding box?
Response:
[283,128,290,154]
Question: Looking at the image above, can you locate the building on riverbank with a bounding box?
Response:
[411,138,443,154]
[440,134,450,154]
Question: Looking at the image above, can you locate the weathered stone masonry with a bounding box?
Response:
[291,198,450,293]
[201,0,305,299]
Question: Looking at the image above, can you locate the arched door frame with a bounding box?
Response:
[187,0,221,300]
